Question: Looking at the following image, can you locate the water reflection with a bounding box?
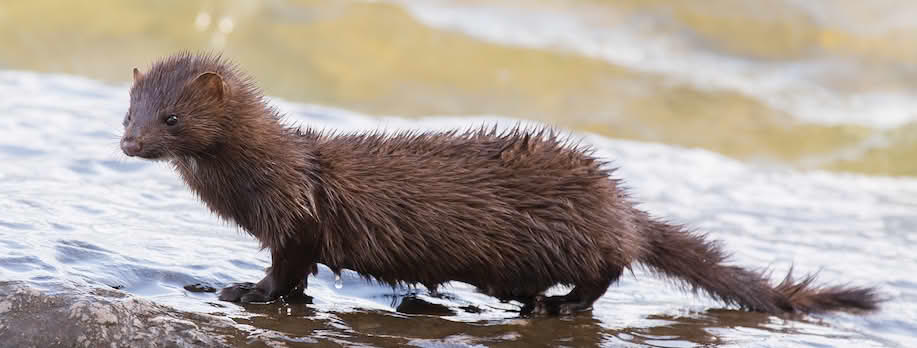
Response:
[222,297,783,347]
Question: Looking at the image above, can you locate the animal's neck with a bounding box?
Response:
[174,104,318,249]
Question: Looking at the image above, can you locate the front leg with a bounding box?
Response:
[219,246,315,303]
[218,271,295,303]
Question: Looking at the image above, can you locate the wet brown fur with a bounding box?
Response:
[121,52,882,316]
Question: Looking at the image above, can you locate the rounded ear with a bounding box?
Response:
[190,72,226,101]
[132,67,143,82]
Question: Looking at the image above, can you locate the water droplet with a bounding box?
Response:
[334,274,343,289]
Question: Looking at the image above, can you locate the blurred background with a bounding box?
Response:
[2,0,915,176]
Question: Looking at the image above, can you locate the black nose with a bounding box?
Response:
[121,137,143,156]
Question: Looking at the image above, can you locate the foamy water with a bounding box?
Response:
[1,70,915,347]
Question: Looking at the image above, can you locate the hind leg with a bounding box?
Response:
[532,284,608,315]
[532,266,623,315]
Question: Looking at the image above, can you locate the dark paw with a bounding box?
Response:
[529,296,592,316]
[530,295,556,315]
[557,303,592,315]
[218,282,277,303]
[240,288,276,303]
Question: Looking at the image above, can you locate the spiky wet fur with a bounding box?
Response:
[122,52,882,316]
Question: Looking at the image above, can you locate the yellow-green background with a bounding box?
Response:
[2,0,914,176]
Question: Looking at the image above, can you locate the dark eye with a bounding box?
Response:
[165,114,178,126]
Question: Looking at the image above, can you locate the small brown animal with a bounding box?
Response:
[120,52,881,316]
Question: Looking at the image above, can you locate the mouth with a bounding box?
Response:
[120,137,170,161]
[135,151,171,161]
[139,154,170,162]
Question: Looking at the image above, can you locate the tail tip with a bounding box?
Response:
[777,272,884,314]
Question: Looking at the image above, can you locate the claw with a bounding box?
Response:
[240,289,276,303]
[218,282,279,303]
[218,282,257,302]
[528,295,591,316]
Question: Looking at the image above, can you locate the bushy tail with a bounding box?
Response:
[639,219,882,314]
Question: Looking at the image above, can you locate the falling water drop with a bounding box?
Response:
[334,273,343,289]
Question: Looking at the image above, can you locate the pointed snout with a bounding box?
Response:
[120,136,143,157]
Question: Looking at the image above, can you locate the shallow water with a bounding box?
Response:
[1,0,916,176]
[1,70,916,347]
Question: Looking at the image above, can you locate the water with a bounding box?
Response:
[1,69,916,347]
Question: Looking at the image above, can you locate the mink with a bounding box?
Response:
[120,52,882,316]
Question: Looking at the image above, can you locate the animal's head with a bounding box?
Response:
[120,53,235,160]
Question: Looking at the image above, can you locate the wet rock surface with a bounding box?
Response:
[0,281,241,348]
